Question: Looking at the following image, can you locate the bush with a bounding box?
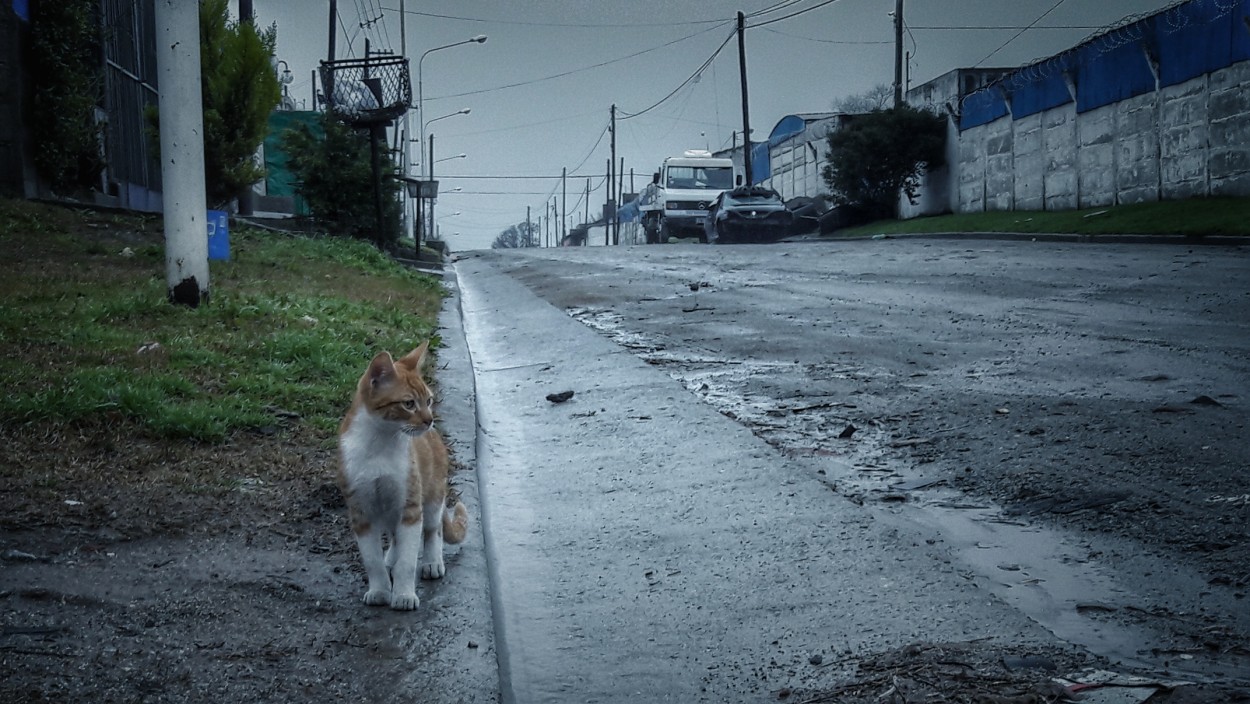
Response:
[27,0,104,193]
[822,105,946,220]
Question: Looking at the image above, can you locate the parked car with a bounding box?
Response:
[704,186,794,244]
[784,195,826,236]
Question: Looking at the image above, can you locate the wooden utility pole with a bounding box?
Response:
[894,0,904,108]
[584,178,590,230]
[561,166,567,245]
[526,205,531,247]
[155,0,209,307]
[737,12,753,186]
[617,156,624,245]
[609,104,617,245]
[604,158,611,246]
[327,0,337,62]
[427,133,435,247]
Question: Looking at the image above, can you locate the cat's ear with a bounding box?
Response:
[396,341,429,372]
[367,351,396,388]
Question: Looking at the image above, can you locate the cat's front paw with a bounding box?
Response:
[390,591,419,611]
[420,559,446,580]
[363,589,391,606]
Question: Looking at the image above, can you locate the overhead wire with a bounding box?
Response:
[428,21,731,100]
[381,5,726,28]
[746,0,843,28]
[973,0,1070,67]
[619,28,735,119]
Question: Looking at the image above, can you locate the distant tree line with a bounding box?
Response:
[492,221,540,249]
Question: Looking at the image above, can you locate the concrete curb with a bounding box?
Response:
[801,231,1250,246]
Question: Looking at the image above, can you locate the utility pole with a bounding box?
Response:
[155,0,209,307]
[561,167,567,246]
[617,156,624,245]
[526,205,531,248]
[584,178,590,231]
[609,104,617,245]
[737,12,753,186]
[427,134,435,248]
[327,0,337,62]
[400,0,410,242]
[894,0,904,108]
[604,158,611,246]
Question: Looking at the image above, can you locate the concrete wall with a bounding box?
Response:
[947,59,1250,216]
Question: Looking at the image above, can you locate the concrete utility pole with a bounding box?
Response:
[155,0,209,307]
[893,0,904,108]
[737,12,753,186]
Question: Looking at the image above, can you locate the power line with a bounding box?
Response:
[380,5,726,28]
[761,27,890,44]
[746,0,844,28]
[974,0,1070,66]
[428,22,731,100]
[619,28,736,119]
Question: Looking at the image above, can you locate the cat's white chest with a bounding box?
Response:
[339,408,410,487]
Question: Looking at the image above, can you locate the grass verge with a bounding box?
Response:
[832,196,1250,238]
[0,198,445,443]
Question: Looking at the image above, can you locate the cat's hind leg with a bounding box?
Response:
[420,499,446,580]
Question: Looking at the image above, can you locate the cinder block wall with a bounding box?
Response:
[953,60,1250,215]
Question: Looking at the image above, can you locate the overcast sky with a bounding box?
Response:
[248,0,1181,251]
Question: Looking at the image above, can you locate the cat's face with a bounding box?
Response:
[363,344,436,435]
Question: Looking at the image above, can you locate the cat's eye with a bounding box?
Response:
[401,399,417,411]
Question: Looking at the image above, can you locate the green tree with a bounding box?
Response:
[281,114,401,245]
[822,105,946,220]
[27,0,104,193]
[199,0,282,207]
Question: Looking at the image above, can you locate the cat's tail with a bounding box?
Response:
[444,501,468,544]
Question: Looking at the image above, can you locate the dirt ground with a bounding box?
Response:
[0,422,475,703]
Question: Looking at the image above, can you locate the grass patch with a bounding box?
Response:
[0,199,444,442]
[833,197,1250,238]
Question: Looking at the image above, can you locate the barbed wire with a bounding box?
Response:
[926,0,1244,120]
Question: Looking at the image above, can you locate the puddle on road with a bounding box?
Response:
[567,305,1250,683]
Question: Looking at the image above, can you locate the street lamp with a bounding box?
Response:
[423,107,470,136]
[436,153,467,164]
[434,211,461,240]
[418,35,486,181]
[275,59,294,111]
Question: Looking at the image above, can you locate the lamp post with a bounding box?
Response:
[421,110,468,242]
[417,31,482,243]
[275,59,294,110]
[418,35,486,180]
[434,211,461,241]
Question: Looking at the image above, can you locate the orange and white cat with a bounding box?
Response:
[337,341,468,610]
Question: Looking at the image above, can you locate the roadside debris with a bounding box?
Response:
[1054,669,1193,703]
[545,390,575,404]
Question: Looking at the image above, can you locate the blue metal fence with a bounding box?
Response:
[961,0,1250,131]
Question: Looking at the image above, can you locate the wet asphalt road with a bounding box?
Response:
[446,238,1250,700]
